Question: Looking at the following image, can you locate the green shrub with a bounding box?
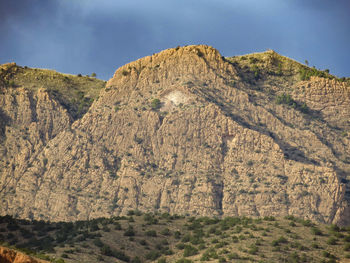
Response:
[182,234,191,242]
[327,237,337,245]
[247,160,254,166]
[329,224,340,232]
[176,259,193,263]
[113,250,130,262]
[299,66,331,81]
[174,231,181,239]
[183,244,198,257]
[157,258,167,263]
[263,216,275,221]
[151,98,161,110]
[248,245,259,255]
[272,236,288,246]
[176,243,185,250]
[145,250,161,260]
[311,227,323,236]
[124,225,135,236]
[143,213,158,224]
[93,238,104,247]
[100,245,112,256]
[228,252,240,260]
[344,243,350,251]
[146,230,157,237]
[311,242,320,249]
[322,251,336,259]
[161,228,171,236]
[114,222,122,230]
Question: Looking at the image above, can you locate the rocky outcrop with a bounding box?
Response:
[0,45,349,225]
[0,246,48,263]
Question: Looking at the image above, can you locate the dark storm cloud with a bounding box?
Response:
[0,0,349,80]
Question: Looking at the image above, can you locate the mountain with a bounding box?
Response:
[0,45,349,225]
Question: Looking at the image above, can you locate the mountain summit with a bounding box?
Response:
[0,45,349,225]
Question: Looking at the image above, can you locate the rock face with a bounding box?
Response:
[0,45,349,225]
[0,246,48,263]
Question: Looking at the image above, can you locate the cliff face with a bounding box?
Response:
[0,45,349,225]
[0,246,48,263]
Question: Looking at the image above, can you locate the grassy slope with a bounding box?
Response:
[0,213,350,263]
[0,63,106,119]
[226,50,349,85]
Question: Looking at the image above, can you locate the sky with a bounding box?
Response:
[0,0,349,80]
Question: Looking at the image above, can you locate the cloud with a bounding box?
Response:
[0,0,349,79]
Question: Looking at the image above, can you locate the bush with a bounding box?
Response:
[114,222,122,230]
[176,243,185,250]
[93,238,104,247]
[113,250,130,262]
[124,225,135,236]
[161,228,171,236]
[228,253,240,260]
[322,251,336,259]
[139,239,147,246]
[127,210,135,216]
[183,244,198,257]
[174,231,181,239]
[100,245,112,256]
[344,243,350,251]
[272,236,288,246]
[329,224,340,232]
[131,256,141,263]
[146,230,157,237]
[143,213,158,224]
[248,245,259,255]
[299,66,331,81]
[151,99,161,110]
[311,227,323,236]
[176,259,193,263]
[327,237,337,245]
[145,250,161,260]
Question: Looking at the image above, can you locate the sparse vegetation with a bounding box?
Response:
[275,93,309,113]
[299,66,332,81]
[0,63,105,119]
[0,214,349,262]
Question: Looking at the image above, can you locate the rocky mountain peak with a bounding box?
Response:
[0,46,349,226]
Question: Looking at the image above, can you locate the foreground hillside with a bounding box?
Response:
[1,213,350,263]
[0,45,349,225]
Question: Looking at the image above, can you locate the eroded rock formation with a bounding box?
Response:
[0,45,349,225]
